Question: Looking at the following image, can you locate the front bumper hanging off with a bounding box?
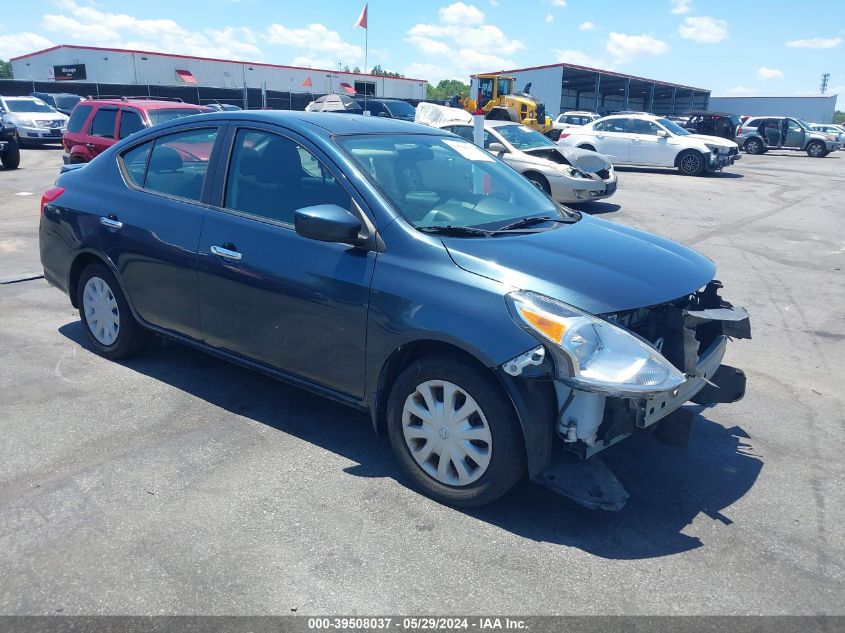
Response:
[506,280,751,511]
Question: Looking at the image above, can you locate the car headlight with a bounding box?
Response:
[704,143,720,154]
[506,290,686,396]
[558,165,591,179]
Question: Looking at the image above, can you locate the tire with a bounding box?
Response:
[744,138,764,155]
[386,353,526,507]
[524,172,551,195]
[486,107,520,122]
[76,263,147,359]
[677,150,706,176]
[0,137,20,169]
[806,141,826,158]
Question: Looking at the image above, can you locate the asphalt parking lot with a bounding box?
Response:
[1,145,843,615]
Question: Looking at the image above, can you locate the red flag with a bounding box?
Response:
[354,3,368,29]
[302,76,312,88]
[340,82,356,95]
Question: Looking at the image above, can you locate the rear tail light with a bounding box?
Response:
[559,133,571,139]
[41,186,65,215]
[736,127,743,135]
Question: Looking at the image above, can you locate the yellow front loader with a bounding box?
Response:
[454,74,553,134]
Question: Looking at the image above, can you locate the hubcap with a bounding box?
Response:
[83,276,120,345]
[809,144,822,156]
[681,155,700,173]
[401,380,492,487]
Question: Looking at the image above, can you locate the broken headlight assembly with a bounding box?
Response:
[506,290,686,397]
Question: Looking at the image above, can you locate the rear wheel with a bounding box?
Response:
[77,263,147,359]
[677,150,706,176]
[806,141,826,157]
[0,137,20,169]
[744,138,764,155]
[386,354,526,507]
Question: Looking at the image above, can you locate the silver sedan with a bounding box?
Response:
[437,120,617,204]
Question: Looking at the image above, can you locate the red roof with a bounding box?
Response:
[10,44,427,84]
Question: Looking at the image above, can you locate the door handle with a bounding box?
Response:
[99,216,123,229]
[210,245,242,261]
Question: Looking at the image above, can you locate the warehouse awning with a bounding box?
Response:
[175,69,197,84]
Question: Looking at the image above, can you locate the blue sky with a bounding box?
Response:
[1,0,843,107]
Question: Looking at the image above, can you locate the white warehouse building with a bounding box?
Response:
[10,44,427,101]
[707,95,838,124]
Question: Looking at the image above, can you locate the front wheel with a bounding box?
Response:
[0,137,20,169]
[806,141,826,157]
[524,172,551,195]
[386,354,526,507]
[77,263,147,359]
[677,150,706,176]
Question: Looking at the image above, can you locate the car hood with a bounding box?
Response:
[7,111,67,122]
[521,146,611,173]
[686,134,738,148]
[442,214,715,314]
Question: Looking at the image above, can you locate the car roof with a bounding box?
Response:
[153,110,447,136]
[601,113,662,120]
[78,98,208,111]
[684,110,735,116]
[563,111,598,115]
[32,92,79,97]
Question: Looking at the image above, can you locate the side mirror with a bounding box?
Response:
[487,142,507,153]
[294,204,362,245]
[656,129,669,138]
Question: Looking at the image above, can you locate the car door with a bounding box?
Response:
[101,124,224,339]
[783,119,805,149]
[629,119,672,166]
[197,125,376,398]
[591,118,631,163]
[116,107,145,140]
[87,106,119,158]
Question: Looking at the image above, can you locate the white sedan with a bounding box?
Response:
[559,113,740,176]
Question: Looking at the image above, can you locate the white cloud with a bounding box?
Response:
[552,49,609,69]
[0,32,55,59]
[785,37,842,49]
[726,85,757,96]
[404,4,524,82]
[39,0,261,60]
[266,23,363,61]
[671,0,692,14]
[550,0,567,6]
[757,66,783,79]
[605,32,668,64]
[439,2,485,25]
[678,16,728,43]
[579,21,595,31]
[545,13,554,24]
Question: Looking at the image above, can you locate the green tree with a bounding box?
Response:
[369,65,404,78]
[0,59,12,79]
[426,79,470,101]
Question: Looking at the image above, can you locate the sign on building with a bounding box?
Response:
[53,64,87,81]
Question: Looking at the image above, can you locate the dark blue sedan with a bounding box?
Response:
[39,111,750,509]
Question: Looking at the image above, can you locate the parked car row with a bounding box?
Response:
[39,110,751,511]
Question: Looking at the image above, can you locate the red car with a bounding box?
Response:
[62,97,211,164]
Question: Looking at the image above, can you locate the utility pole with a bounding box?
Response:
[820,73,830,94]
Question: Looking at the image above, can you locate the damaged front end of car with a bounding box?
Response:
[500,280,750,511]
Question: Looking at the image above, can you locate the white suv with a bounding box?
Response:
[559,113,740,176]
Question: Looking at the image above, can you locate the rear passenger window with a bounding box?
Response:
[121,141,153,187]
[224,129,351,225]
[91,108,118,138]
[67,105,93,133]
[142,128,217,201]
[118,110,145,139]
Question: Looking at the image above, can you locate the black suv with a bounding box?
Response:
[0,120,20,169]
[682,111,741,140]
[30,92,83,117]
[358,98,416,121]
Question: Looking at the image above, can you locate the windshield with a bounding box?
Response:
[385,101,416,117]
[148,108,206,124]
[656,118,690,136]
[336,134,564,231]
[4,99,55,113]
[55,95,82,110]
[796,119,814,131]
[498,79,513,96]
[495,124,556,150]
